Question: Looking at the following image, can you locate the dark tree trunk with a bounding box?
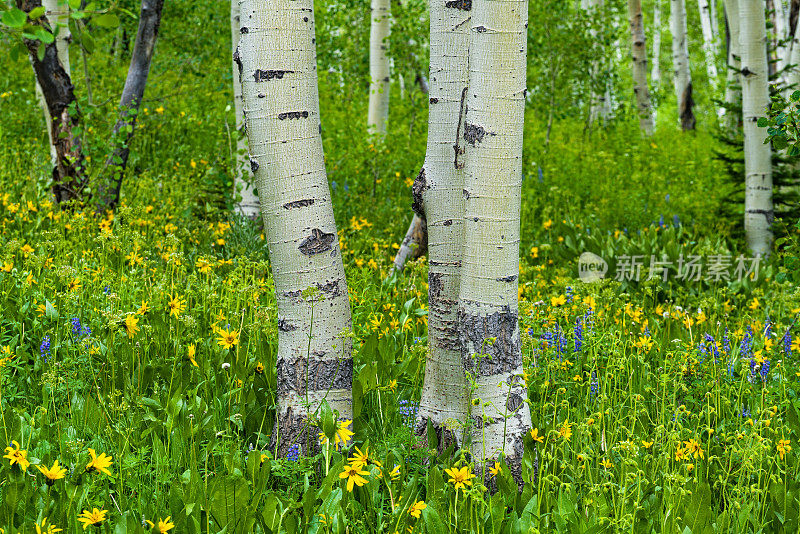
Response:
[680,82,696,131]
[791,0,800,46]
[17,0,87,204]
[96,0,165,210]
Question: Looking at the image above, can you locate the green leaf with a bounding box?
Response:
[791,90,800,102]
[35,28,55,44]
[93,12,119,28]
[28,7,46,19]
[1,8,27,28]
[82,31,94,54]
[68,0,82,9]
[37,42,45,61]
[757,117,768,128]
[422,506,447,534]
[208,474,250,531]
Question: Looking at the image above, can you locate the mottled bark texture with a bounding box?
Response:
[739,0,774,256]
[231,0,259,219]
[391,214,428,273]
[458,0,531,487]
[18,0,86,204]
[671,0,695,130]
[95,0,165,211]
[368,0,391,135]
[788,2,800,91]
[412,0,473,453]
[36,0,70,163]
[238,0,353,456]
[628,0,654,136]
[724,0,742,130]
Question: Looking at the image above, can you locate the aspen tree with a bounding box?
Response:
[652,0,663,88]
[739,0,774,256]
[36,0,70,163]
[458,0,532,484]
[237,0,354,454]
[391,215,427,273]
[368,0,391,135]
[628,0,655,135]
[671,0,696,129]
[411,0,471,450]
[724,0,741,130]
[231,0,259,219]
[698,0,720,91]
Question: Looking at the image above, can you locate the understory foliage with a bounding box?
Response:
[0,0,798,533]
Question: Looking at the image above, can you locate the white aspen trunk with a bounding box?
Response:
[789,12,800,88]
[629,0,655,135]
[698,0,720,91]
[585,0,609,124]
[238,0,353,455]
[367,0,391,135]
[231,0,259,219]
[671,0,696,129]
[458,0,532,486]
[411,0,471,452]
[739,0,774,256]
[37,0,70,164]
[652,0,663,88]
[776,0,789,75]
[711,0,720,36]
[724,0,742,129]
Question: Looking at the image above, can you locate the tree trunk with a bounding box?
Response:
[671,0,696,130]
[652,0,663,88]
[95,0,165,211]
[391,214,427,273]
[789,8,800,88]
[584,0,609,125]
[238,0,354,456]
[368,0,391,135]
[698,0,720,91]
[36,0,71,164]
[775,0,789,76]
[724,0,742,130]
[411,0,471,453]
[18,0,86,204]
[629,0,655,135]
[231,0,260,219]
[458,0,532,487]
[739,0,774,256]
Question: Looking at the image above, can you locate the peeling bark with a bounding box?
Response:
[18,0,86,204]
[95,0,165,210]
[391,215,428,273]
[239,0,353,454]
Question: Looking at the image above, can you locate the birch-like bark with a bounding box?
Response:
[391,214,427,273]
[36,0,70,163]
[739,0,774,256]
[698,0,720,91]
[458,0,532,486]
[584,0,608,124]
[629,0,654,135]
[238,0,353,455]
[789,12,800,88]
[775,0,789,75]
[95,0,165,210]
[231,0,259,219]
[652,0,662,88]
[411,0,471,452]
[19,0,86,204]
[671,0,696,130]
[367,0,391,135]
[724,0,742,129]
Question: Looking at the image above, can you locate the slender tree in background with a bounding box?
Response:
[628,0,654,135]
[458,0,532,484]
[411,0,471,450]
[739,0,774,256]
[583,0,609,125]
[238,0,353,454]
[724,0,742,130]
[368,0,391,135]
[391,215,427,273]
[671,0,695,130]
[36,0,70,163]
[96,0,165,210]
[230,0,259,219]
[788,2,800,89]
[17,0,86,203]
[652,0,663,88]
[698,0,720,92]
[774,0,789,75]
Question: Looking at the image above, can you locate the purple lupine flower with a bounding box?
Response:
[71,317,81,336]
[782,329,792,356]
[704,333,719,363]
[761,360,770,382]
[574,317,583,353]
[723,327,731,355]
[590,370,598,400]
[286,444,301,461]
[749,359,758,383]
[741,326,753,360]
[40,335,51,361]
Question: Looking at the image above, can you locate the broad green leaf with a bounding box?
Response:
[1,8,26,28]
[93,12,119,28]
